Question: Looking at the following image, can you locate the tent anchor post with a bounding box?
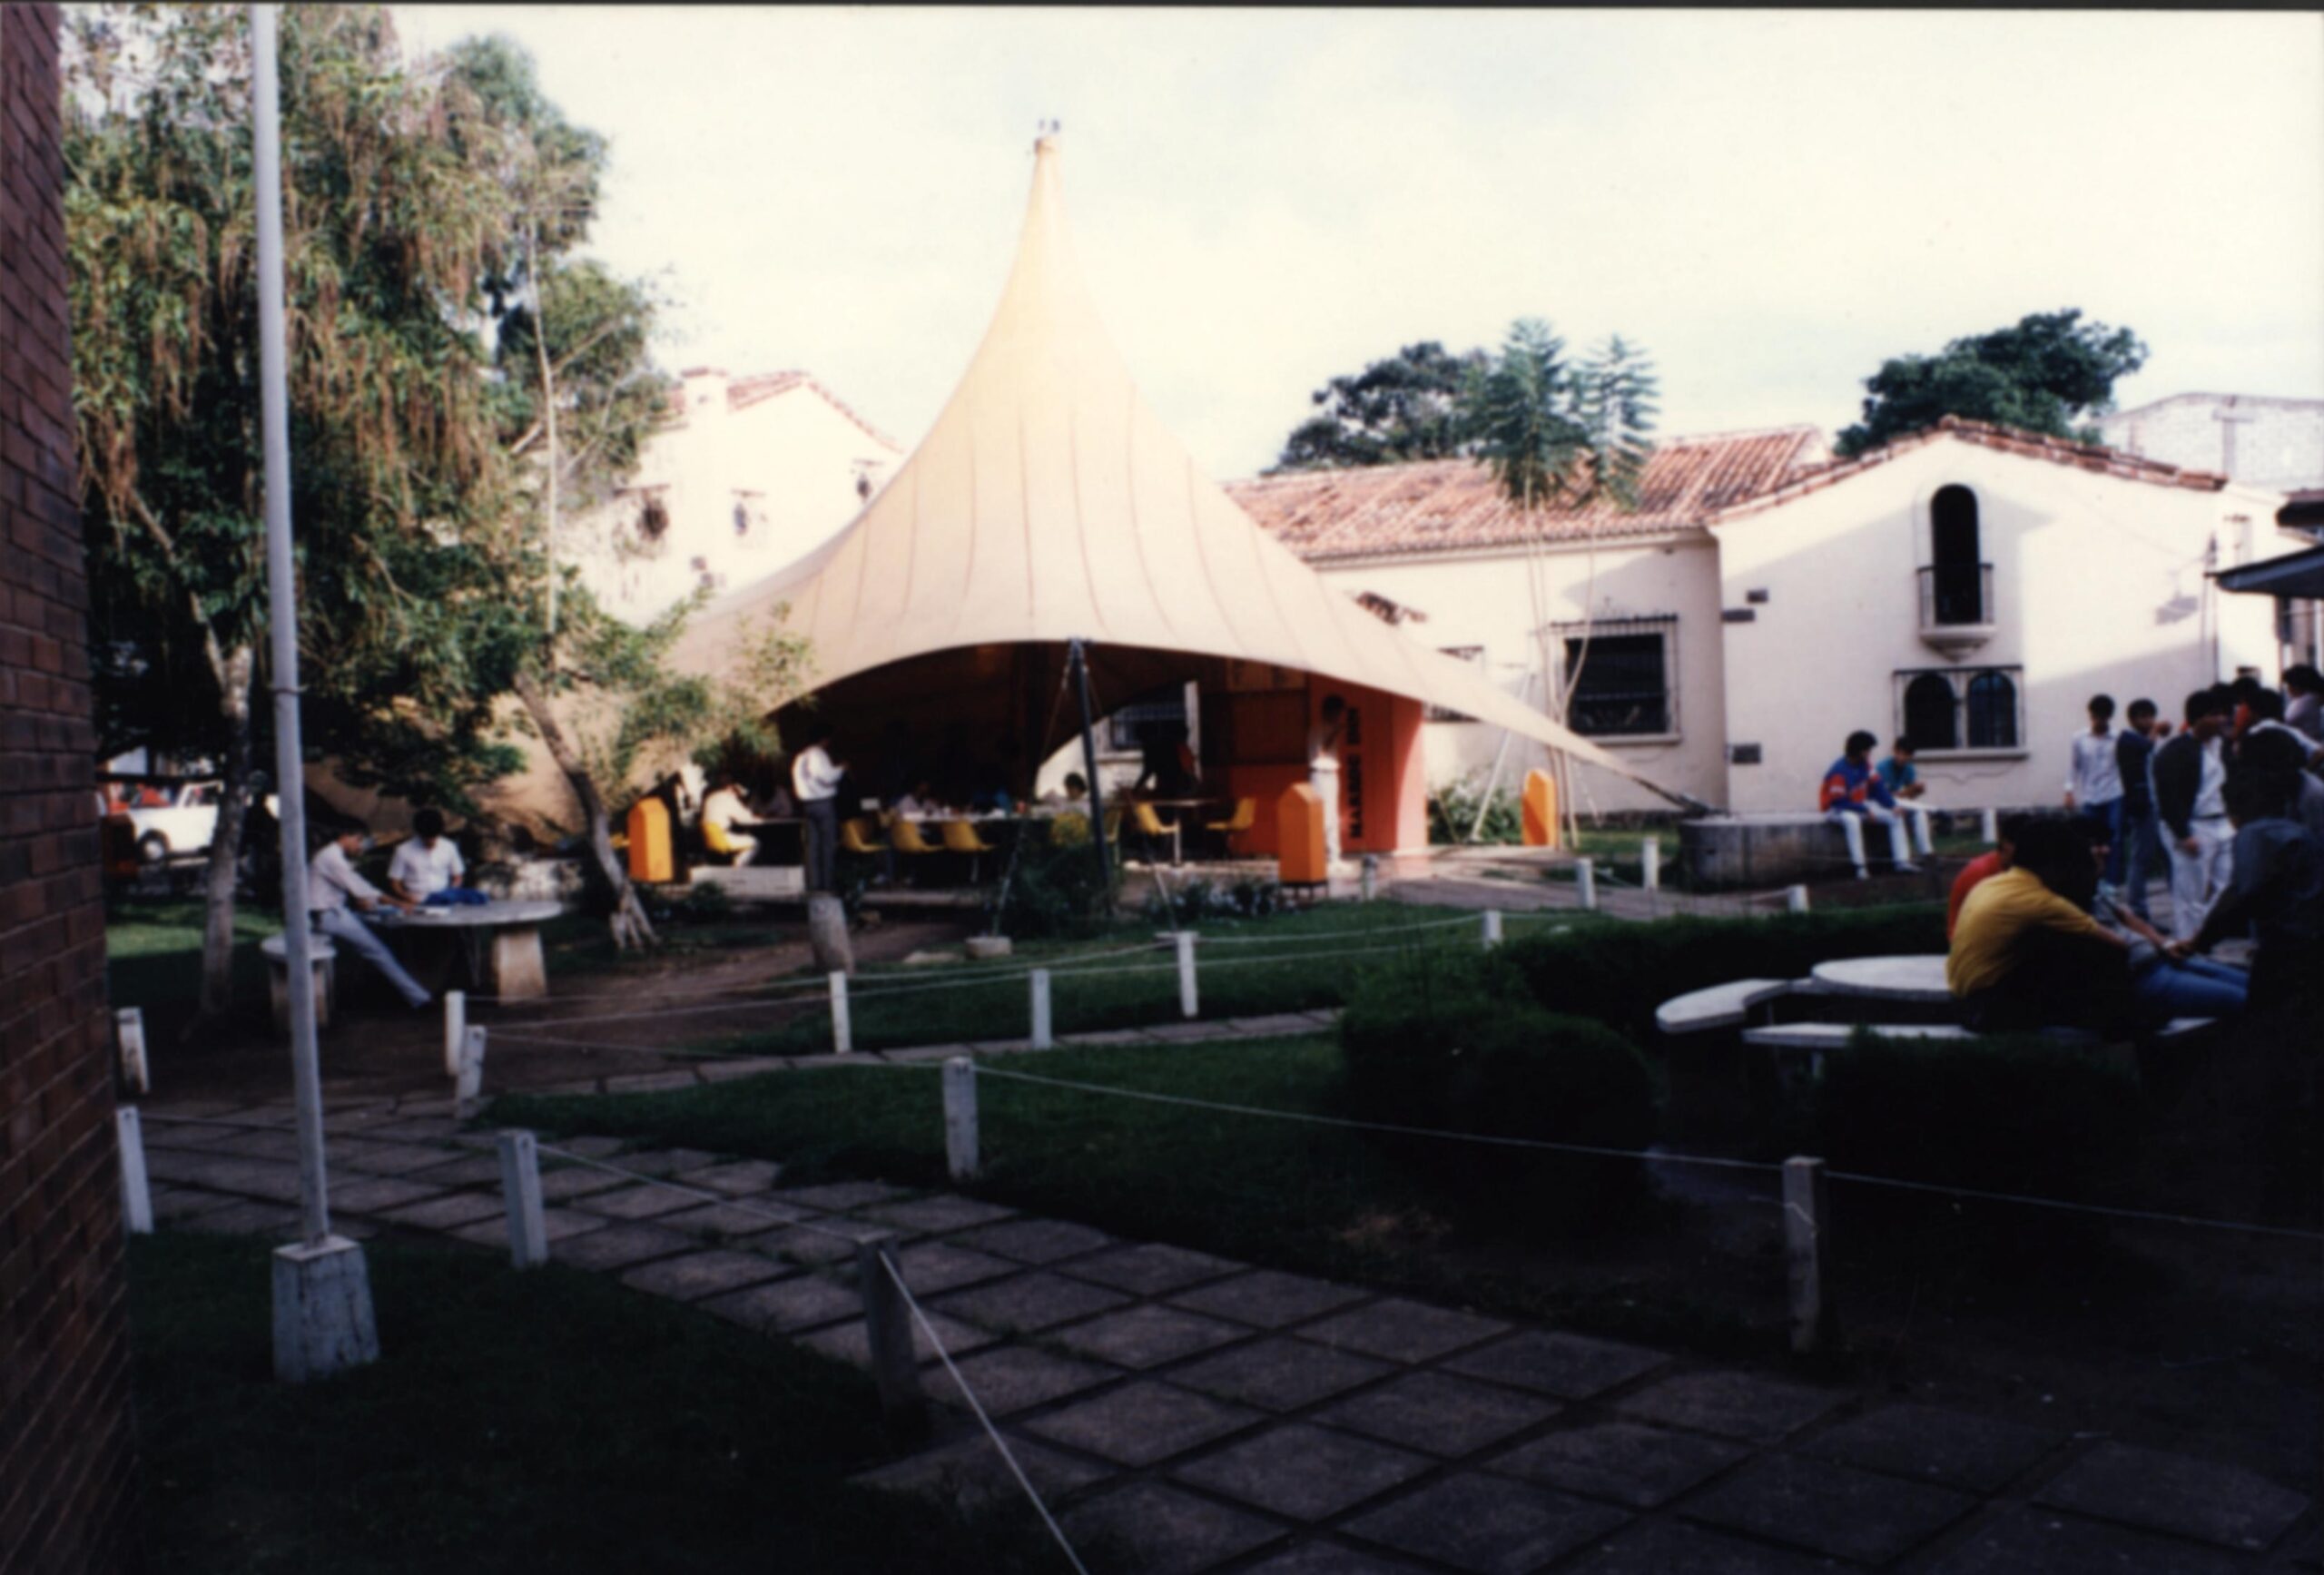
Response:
[1068,639,1112,901]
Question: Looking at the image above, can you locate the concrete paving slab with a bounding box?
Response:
[1058,1029,1157,1048]
[328,1176,449,1216]
[931,1272,1134,1335]
[533,1165,625,1201]
[1443,1330,1671,1401]
[773,1178,911,1211]
[696,1274,862,1334]
[1568,1518,1850,1575]
[1799,1402,2063,1494]
[852,1434,1113,1517]
[571,1182,699,1221]
[922,1346,1125,1416]
[175,1199,302,1236]
[1174,1422,1432,1521]
[950,1216,1115,1265]
[1301,1299,1509,1364]
[538,1221,691,1271]
[549,1135,630,1157]
[1169,1336,1393,1413]
[1614,1370,1849,1443]
[655,1198,808,1238]
[1052,1304,1251,1370]
[601,1070,703,1093]
[1236,1542,1431,1575]
[1060,1243,1246,1296]
[617,1248,791,1302]
[1059,1480,1283,1575]
[1167,1270,1369,1330]
[449,1206,607,1250]
[605,1147,724,1176]
[1226,1014,1331,1038]
[396,1153,505,1187]
[150,1186,239,1223]
[1342,1472,1629,1575]
[1315,1371,1561,1460]
[1483,1420,1744,1508]
[801,1309,1000,1372]
[376,1191,506,1231]
[1026,1380,1265,1468]
[743,1220,898,1266]
[872,1241,1024,1296]
[1925,1505,2247,1575]
[861,1195,1020,1234]
[1680,1454,1977,1565]
[676,1159,786,1195]
[694,1057,791,1082]
[2034,1442,2312,1553]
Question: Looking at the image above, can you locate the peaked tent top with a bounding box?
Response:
[668,136,1669,796]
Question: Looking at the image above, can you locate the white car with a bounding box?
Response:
[124,783,222,864]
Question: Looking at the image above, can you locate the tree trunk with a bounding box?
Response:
[512,669,655,950]
[195,645,257,1028]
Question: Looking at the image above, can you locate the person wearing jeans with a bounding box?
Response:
[2152,689,2234,941]
[309,828,430,1009]
[2114,699,2164,922]
[789,720,848,894]
[2066,694,2126,887]
[1821,730,1918,879]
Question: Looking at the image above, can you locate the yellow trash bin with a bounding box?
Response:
[626,796,675,884]
[1277,783,1328,887]
[1521,768,1561,850]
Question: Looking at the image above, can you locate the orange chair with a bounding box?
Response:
[1203,796,1256,857]
[840,816,887,855]
[1128,801,1181,867]
[940,818,999,883]
[888,817,944,885]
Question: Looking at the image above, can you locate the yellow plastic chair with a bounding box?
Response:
[840,816,887,855]
[1202,796,1256,857]
[940,818,999,883]
[1129,801,1181,867]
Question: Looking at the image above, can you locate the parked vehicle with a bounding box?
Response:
[124,783,221,864]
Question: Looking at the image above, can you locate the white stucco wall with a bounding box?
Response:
[1711,437,2293,814]
[571,371,901,625]
[1308,536,1729,814]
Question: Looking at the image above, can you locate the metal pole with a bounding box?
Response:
[251,4,331,1248]
[1069,640,1111,887]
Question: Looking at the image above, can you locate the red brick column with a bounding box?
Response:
[0,5,139,1570]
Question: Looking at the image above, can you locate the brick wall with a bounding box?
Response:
[0,5,139,1571]
[2100,396,2324,492]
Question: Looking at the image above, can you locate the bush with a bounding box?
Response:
[1340,950,1658,1234]
[1142,875,1287,927]
[1428,779,1521,845]
[1500,906,1948,1042]
[985,839,1118,940]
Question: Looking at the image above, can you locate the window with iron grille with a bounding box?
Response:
[1554,616,1676,737]
[1895,665,2024,753]
[1108,695,1189,752]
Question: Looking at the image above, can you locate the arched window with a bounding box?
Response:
[1965,670,2017,749]
[1903,674,1958,752]
[1928,485,1984,625]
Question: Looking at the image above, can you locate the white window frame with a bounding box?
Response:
[1893,664,2027,757]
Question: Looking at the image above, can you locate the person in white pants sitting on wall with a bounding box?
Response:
[1876,737,1939,859]
[1821,729,1920,879]
[309,827,431,1009]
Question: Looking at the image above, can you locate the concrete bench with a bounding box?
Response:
[689,865,805,902]
[1679,813,1924,890]
[260,934,338,1033]
[1654,979,1797,1036]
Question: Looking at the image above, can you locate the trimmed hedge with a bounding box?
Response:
[1340,950,1658,1234]
[1499,906,1948,1041]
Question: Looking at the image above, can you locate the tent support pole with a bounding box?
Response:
[1069,639,1111,892]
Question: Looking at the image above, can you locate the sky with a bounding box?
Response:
[389,6,2324,481]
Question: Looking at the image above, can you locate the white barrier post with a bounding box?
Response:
[114,1007,150,1096]
[1786,884,1811,914]
[442,989,466,1079]
[1980,807,2000,844]
[1175,931,1198,1019]
[116,1107,153,1235]
[829,971,852,1055]
[496,1128,549,1270]
[1784,1156,1837,1354]
[456,1025,487,1104]
[1641,837,1660,894]
[1481,909,1503,947]
[858,1241,925,1425]
[1029,969,1053,1051]
[943,1057,980,1182]
[1577,857,1598,911]
[1359,854,1378,902]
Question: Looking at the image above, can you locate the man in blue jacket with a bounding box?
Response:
[1821,730,1919,880]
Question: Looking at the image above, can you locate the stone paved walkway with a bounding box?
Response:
[136,1090,2317,1575]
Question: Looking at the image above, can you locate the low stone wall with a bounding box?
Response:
[1679,813,1896,890]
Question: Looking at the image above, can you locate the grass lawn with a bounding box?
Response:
[704,903,1590,1056]
[105,898,278,1039]
[130,1232,1054,1575]
[491,1034,1751,1352]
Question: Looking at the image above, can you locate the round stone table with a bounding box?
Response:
[1807,954,1952,1005]
[380,899,565,1001]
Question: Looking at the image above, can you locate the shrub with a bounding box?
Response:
[1340,950,1659,1235]
[985,839,1118,940]
[1499,906,1947,1042]
[1428,780,1521,845]
[1142,876,1287,927]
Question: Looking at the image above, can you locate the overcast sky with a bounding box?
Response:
[391,6,2324,480]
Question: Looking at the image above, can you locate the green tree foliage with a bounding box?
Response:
[1273,340,1486,470]
[1835,309,2149,458]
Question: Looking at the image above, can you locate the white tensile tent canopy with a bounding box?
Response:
[669,135,1679,804]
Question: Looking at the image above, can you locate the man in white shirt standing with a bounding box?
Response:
[310,827,430,1009]
[790,720,848,893]
[387,808,466,901]
[1308,694,1348,871]
[2065,694,2126,888]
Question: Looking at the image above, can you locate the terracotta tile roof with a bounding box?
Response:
[1712,414,2229,524]
[657,369,901,450]
[1224,426,1827,562]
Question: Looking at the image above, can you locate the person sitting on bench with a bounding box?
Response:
[1820,730,1919,879]
[700,771,760,866]
[309,826,431,1010]
[2173,768,2324,1009]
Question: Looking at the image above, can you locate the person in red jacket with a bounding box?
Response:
[1821,730,1920,879]
[1947,813,2027,939]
